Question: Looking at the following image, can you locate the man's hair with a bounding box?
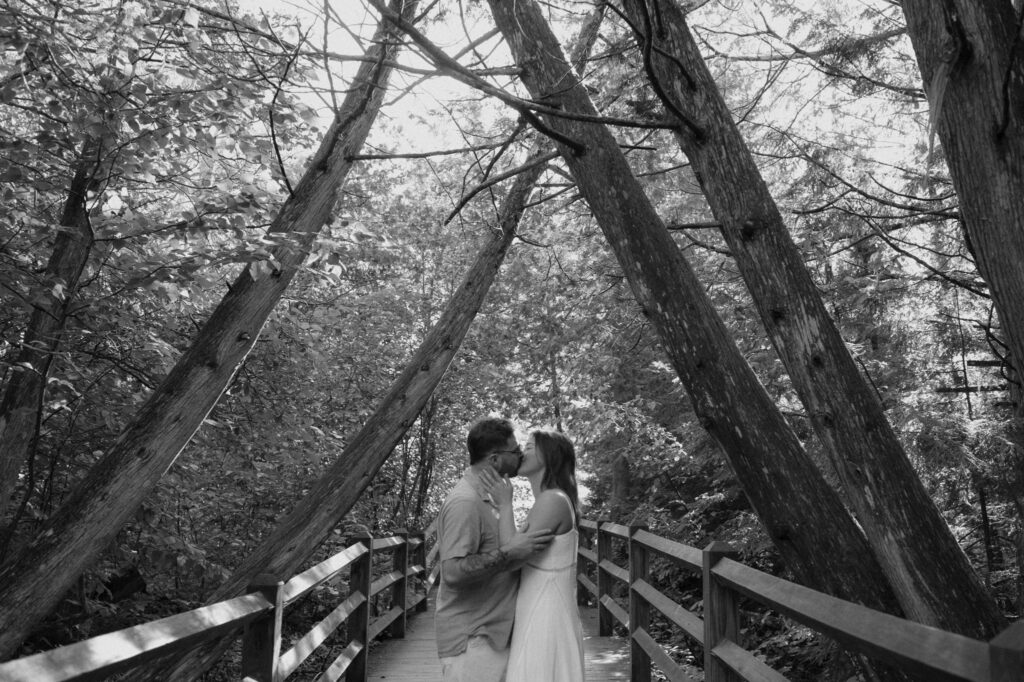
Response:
[467,417,515,464]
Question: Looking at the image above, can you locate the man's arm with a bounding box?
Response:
[443,527,554,587]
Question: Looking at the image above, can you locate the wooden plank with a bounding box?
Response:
[579,546,597,565]
[601,594,629,629]
[282,543,367,605]
[712,558,990,682]
[369,605,405,641]
[632,579,703,643]
[579,574,597,598]
[318,640,363,682]
[632,628,697,682]
[0,594,270,682]
[712,639,788,682]
[632,529,701,573]
[371,536,405,551]
[602,521,631,538]
[367,598,632,681]
[277,592,363,678]
[599,558,629,585]
[369,569,405,597]
[580,518,599,531]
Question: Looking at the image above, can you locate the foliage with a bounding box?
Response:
[0,0,1020,676]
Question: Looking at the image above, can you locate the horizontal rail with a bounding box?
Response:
[370,536,405,551]
[368,605,405,641]
[278,592,364,678]
[632,578,702,642]
[578,546,596,565]
[600,594,629,629]
[578,573,597,599]
[712,557,991,682]
[712,639,787,682]
[369,569,405,598]
[632,628,690,682]
[600,521,631,538]
[319,639,363,682]
[599,558,629,585]
[632,529,700,573]
[283,543,368,605]
[0,594,271,682]
[579,518,599,531]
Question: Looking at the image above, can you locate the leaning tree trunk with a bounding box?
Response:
[471,0,903,615]
[149,8,607,680]
[0,140,100,533]
[901,0,1024,415]
[0,0,416,659]
[620,0,1003,638]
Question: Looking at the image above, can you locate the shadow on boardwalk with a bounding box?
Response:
[367,599,630,681]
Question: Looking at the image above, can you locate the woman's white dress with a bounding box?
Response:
[506,494,585,682]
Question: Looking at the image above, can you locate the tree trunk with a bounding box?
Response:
[0,140,100,533]
[149,11,608,678]
[0,1,415,659]
[480,0,902,617]
[620,0,1003,638]
[901,0,1024,414]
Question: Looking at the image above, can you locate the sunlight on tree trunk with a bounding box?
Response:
[902,0,1024,418]
[0,1,414,658]
[620,0,1003,638]
[482,0,904,622]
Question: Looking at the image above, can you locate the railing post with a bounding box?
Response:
[412,529,428,613]
[390,528,409,638]
[596,518,613,636]
[703,541,740,682]
[989,620,1024,682]
[349,531,374,682]
[241,573,284,682]
[577,522,590,606]
[629,524,651,682]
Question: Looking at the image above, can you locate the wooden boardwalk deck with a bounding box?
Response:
[366,599,630,681]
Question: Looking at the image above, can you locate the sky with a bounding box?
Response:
[233,0,504,153]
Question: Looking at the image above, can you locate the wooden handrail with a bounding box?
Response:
[0,527,441,682]
[0,594,272,682]
[577,519,1023,682]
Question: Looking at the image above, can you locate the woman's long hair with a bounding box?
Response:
[533,430,579,520]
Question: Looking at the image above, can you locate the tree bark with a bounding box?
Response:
[901,0,1024,414]
[620,0,1003,637]
[0,1,415,659]
[149,10,606,678]
[480,0,903,617]
[0,140,100,533]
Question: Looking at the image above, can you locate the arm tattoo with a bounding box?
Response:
[446,548,514,586]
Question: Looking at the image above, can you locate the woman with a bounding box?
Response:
[482,429,585,682]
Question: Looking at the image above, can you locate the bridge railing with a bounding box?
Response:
[0,526,439,682]
[577,518,1024,682]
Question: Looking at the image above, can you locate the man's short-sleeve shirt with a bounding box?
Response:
[434,470,518,657]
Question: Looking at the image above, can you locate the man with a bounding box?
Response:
[435,417,554,681]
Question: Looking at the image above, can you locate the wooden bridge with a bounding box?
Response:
[365,596,632,681]
[0,520,1021,681]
